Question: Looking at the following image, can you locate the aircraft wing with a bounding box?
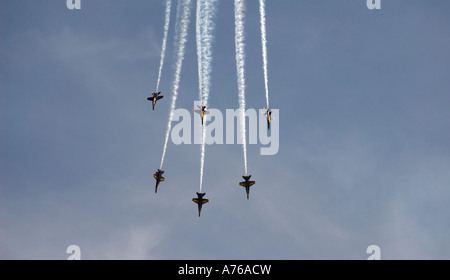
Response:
[193,198,209,204]
[153,174,158,179]
[160,177,166,182]
[239,182,246,187]
[156,96,164,101]
[249,181,255,186]
[148,97,155,101]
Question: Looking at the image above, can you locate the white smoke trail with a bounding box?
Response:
[160,0,192,170]
[259,0,270,109]
[199,0,217,107]
[197,0,205,192]
[234,0,248,175]
[198,0,218,192]
[196,0,203,102]
[199,124,207,192]
[155,0,172,92]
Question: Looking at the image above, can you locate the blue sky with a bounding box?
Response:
[1,0,450,259]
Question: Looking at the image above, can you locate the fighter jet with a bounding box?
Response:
[193,105,210,125]
[262,108,272,130]
[147,92,164,110]
[152,169,165,193]
[239,175,256,200]
[192,192,209,217]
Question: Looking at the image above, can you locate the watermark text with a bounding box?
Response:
[67,0,81,10]
[170,101,279,156]
[366,0,381,10]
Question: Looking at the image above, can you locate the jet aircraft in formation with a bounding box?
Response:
[192,192,209,217]
[150,94,262,215]
[239,175,256,200]
[147,91,164,110]
[193,105,210,125]
[262,108,272,130]
[153,169,165,193]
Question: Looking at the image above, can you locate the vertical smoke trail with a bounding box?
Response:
[199,123,207,192]
[199,0,217,107]
[259,0,270,109]
[196,0,203,102]
[155,0,172,92]
[198,0,218,192]
[197,0,205,192]
[160,0,192,170]
[234,0,248,175]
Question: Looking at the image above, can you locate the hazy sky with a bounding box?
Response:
[1,0,450,259]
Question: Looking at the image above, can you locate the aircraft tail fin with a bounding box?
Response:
[242,175,252,181]
[196,192,206,198]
